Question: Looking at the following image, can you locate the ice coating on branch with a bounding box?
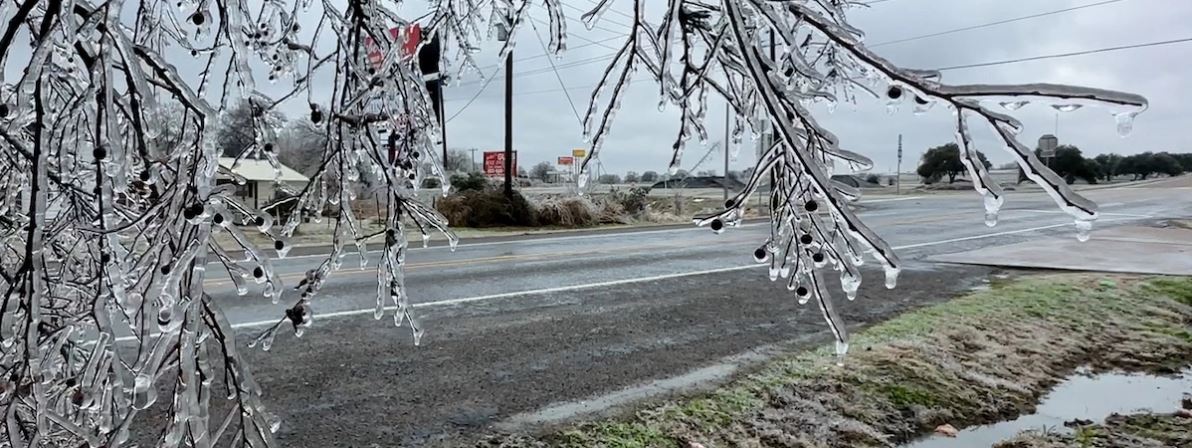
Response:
[1,0,1150,443]
[1000,100,1029,111]
[640,0,1140,355]
[0,0,497,445]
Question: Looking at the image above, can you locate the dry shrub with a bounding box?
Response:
[594,199,631,224]
[434,190,536,227]
[535,196,596,227]
[434,194,471,227]
[607,186,650,216]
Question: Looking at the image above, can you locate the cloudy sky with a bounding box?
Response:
[406,0,1192,176]
[10,0,1178,177]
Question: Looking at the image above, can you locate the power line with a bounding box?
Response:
[446,66,502,122]
[452,36,625,88]
[558,1,633,33]
[529,11,583,124]
[498,52,617,79]
[934,36,1192,71]
[533,15,625,52]
[570,0,637,25]
[871,0,1126,48]
[522,34,629,61]
[449,26,1191,103]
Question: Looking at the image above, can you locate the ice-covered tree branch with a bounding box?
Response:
[0,0,563,446]
[574,0,1146,358]
[0,0,1149,445]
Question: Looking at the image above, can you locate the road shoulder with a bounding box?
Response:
[472,274,1192,448]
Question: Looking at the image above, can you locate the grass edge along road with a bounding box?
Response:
[474,274,1192,448]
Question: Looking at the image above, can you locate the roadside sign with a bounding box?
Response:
[557,156,574,165]
[572,148,586,158]
[1038,134,1058,159]
[483,151,517,177]
[365,24,421,68]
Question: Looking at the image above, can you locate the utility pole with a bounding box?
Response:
[503,50,514,197]
[470,148,477,173]
[896,134,903,195]
[498,14,514,198]
[724,102,730,202]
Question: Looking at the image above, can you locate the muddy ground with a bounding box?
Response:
[474,274,1192,447]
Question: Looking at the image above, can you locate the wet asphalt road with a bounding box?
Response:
[204,179,1190,446]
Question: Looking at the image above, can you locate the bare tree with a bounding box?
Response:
[217,99,290,158]
[0,0,1145,446]
[443,149,474,173]
[530,161,553,182]
[277,119,330,176]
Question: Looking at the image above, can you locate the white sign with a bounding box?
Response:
[1038,134,1058,158]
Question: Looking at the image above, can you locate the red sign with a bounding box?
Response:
[365,24,421,67]
[557,156,573,165]
[483,151,517,177]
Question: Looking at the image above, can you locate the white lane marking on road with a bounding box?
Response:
[862,196,922,203]
[121,215,1138,341]
[276,224,765,261]
[892,218,1131,250]
[114,266,763,342]
[1013,209,1151,218]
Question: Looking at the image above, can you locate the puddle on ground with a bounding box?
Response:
[903,368,1192,448]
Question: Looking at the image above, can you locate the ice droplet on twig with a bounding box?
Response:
[1052,104,1083,112]
[1114,111,1136,137]
[834,340,849,362]
[883,265,900,289]
[912,96,934,115]
[1074,218,1093,242]
[132,374,156,410]
[268,414,282,433]
[841,272,859,300]
[983,195,1003,227]
[412,326,425,346]
[999,100,1029,111]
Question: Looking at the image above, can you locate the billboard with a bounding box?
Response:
[483,151,517,177]
[365,24,421,66]
[364,24,444,131]
[557,156,573,165]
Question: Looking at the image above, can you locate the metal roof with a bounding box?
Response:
[218,157,309,183]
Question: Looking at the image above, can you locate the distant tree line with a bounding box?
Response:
[915,141,1188,186]
[1017,147,1188,184]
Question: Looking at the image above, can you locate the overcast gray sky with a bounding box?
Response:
[409,0,1192,176]
[19,0,1173,177]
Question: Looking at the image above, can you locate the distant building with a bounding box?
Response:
[216,157,309,209]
